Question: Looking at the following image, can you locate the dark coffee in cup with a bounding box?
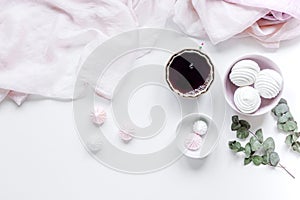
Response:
[166,49,214,98]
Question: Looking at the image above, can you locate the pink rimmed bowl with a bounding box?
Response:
[224,54,284,116]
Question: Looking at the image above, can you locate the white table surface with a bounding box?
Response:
[1,36,300,200]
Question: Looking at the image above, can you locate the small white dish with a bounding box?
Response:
[176,113,219,159]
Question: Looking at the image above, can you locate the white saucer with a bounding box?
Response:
[176,113,219,159]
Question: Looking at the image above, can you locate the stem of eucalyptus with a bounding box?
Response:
[249,130,295,179]
[278,164,295,179]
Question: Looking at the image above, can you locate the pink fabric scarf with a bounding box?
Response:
[0,0,175,105]
[1,0,300,105]
[174,0,300,48]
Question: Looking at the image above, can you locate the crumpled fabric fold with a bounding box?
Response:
[1,0,300,105]
[0,89,28,106]
[225,0,300,20]
[224,0,300,48]
[174,0,300,48]
[174,0,269,44]
[0,0,175,104]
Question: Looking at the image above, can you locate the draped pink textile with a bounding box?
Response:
[0,0,175,104]
[1,0,300,105]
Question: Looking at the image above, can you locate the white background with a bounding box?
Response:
[1,36,300,200]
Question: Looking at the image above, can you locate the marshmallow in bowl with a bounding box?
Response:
[193,120,208,136]
[229,59,260,87]
[254,69,283,99]
[185,133,203,151]
[234,86,261,114]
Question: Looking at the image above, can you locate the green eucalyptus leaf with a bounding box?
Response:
[252,155,263,166]
[263,137,275,152]
[262,154,269,165]
[239,120,251,130]
[274,104,289,116]
[272,99,287,115]
[291,141,300,153]
[285,134,293,146]
[244,157,252,165]
[229,141,244,152]
[237,127,249,139]
[231,122,241,131]
[278,98,287,105]
[250,136,261,151]
[245,143,251,158]
[284,112,294,120]
[255,129,264,143]
[278,115,289,124]
[277,123,284,131]
[283,121,297,132]
[292,132,300,141]
[229,141,240,150]
[232,115,239,123]
[265,148,273,155]
[269,152,280,166]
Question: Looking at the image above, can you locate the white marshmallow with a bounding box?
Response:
[234,86,261,114]
[254,69,283,99]
[229,60,260,87]
[193,120,208,136]
[185,133,203,151]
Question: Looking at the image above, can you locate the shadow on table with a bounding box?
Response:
[178,155,211,171]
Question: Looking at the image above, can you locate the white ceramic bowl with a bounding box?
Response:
[224,54,284,116]
[176,113,219,159]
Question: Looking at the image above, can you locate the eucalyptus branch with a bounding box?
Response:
[249,130,295,179]
[272,98,300,153]
[229,115,295,179]
[278,163,295,179]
